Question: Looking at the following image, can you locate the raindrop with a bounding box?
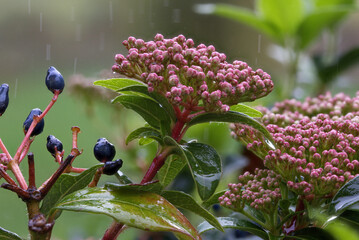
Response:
[109,1,113,22]
[28,0,31,15]
[173,9,181,23]
[73,57,78,74]
[75,24,82,42]
[128,9,134,23]
[70,6,75,21]
[46,44,51,60]
[258,34,262,53]
[39,13,43,32]
[99,33,105,51]
[148,0,153,26]
[14,78,18,98]
[264,138,276,150]
[193,4,215,14]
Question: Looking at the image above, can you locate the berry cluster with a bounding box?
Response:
[219,169,281,214]
[112,34,273,112]
[231,92,359,200]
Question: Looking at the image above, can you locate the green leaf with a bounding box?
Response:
[329,176,359,214]
[118,85,176,121]
[162,190,224,232]
[115,170,133,184]
[315,47,359,84]
[0,227,23,240]
[297,7,353,49]
[158,155,187,187]
[187,111,275,148]
[126,127,163,145]
[105,181,163,194]
[340,210,359,226]
[94,78,146,91]
[55,187,200,240]
[290,227,335,240]
[229,104,263,118]
[257,0,304,36]
[113,94,171,129]
[164,136,222,201]
[40,164,103,216]
[202,190,226,209]
[213,4,281,43]
[198,217,268,240]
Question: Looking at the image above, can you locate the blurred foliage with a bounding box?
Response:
[196,0,359,98]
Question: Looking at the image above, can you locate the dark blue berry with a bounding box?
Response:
[46,135,63,156]
[23,108,44,136]
[94,138,116,162]
[0,84,9,116]
[45,66,65,94]
[103,159,123,175]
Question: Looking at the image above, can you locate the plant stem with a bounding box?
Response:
[14,91,59,162]
[140,147,173,184]
[103,107,191,239]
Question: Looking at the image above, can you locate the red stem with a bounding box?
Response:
[103,107,192,239]
[14,91,60,162]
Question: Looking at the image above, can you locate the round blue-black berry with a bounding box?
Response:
[23,108,44,137]
[45,66,65,94]
[0,84,9,116]
[93,138,116,162]
[46,135,63,156]
[103,159,123,175]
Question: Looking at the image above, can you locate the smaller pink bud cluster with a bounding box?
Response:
[219,168,281,214]
[231,92,359,199]
[112,34,273,113]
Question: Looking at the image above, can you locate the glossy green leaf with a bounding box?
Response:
[213,4,281,43]
[113,94,171,129]
[297,7,353,49]
[198,217,268,240]
[0,227,23,240]
[158,155,187,187]
[40,164,103,216]
[162,190,224,232]
[126,127,163,145]
[94,78,146,91]
[118,85,176,121]
[340,210,359,226]
[187,111,275,147]
[229,104,263,118]
[257,0,304,36]
[329,176,359,214]
[55,187,200,240]
[164,136,222,201]
[202,190,226,209]
[290,227,335,240]
[324,218,359,240]
[139,137,154,145]
[105,181,163,194]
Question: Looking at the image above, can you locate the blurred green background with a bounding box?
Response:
[0,0,359,239]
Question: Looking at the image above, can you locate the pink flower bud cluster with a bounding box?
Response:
[112,34,273,113]
[219,168,281,214]
[231,92,359,199]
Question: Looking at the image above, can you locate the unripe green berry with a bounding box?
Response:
[46,66,65,94]
[23,108,44,136]
[0,83,9,116]
[103,159,123,175]
[93,138,116,162]
[46,135,63,156]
